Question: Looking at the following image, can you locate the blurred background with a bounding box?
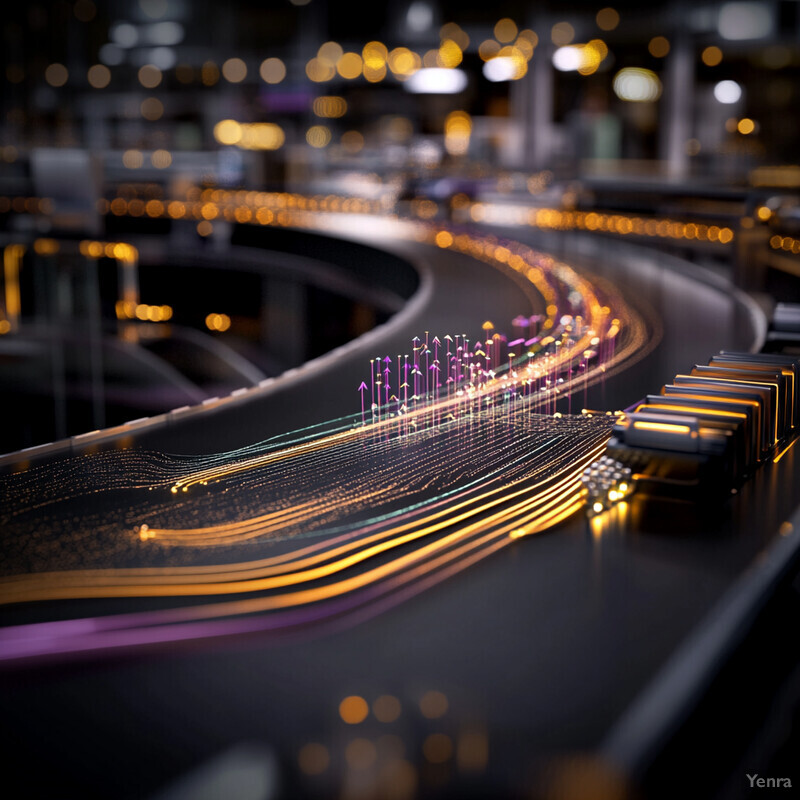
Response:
[2,0,800,451]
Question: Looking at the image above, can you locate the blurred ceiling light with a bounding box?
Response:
[701,45,723,66]
[440,22,469,50]
[612,67,662,102]
[151,149,172,168]
[313,95,347,118]
[341,130,365,153]
[404,67,467,94]
[318,41,344,66]
[552,44,604,73]
[145,21,184,46]
[214,119,242,145]
[494,18,518,44]
[214,120,284,150]
[437,39,463,68]
[222,57,247,83]
[444,110,471,155]
[148,47,176,70]
[111,22,138,48]
[713,79,742,103]
[363,42,388,70]
[737,117,755,134]
[99,43,124,66]
[596,7,620,31]
[122,149,144,169]
[718,2,772,40]
[388,47,421,77]
[483,49,528,81]
[139,0,167,19]
[363,64,387,83]
[648,36,670,58]
[240,124,285,150]
[407,2,433,32]
[141,97,163,120]
[87,64,111,88]
[423,49,440,68]
[260,58,286,84]
[45,63,68,87]
[306,57,335,82]
[478,40,501,61]
[138,64,162,88]
[551,21,575,46]
[337,52,363,79]
[202,61,220,86]
[306,125,332,148]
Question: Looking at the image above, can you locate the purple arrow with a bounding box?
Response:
[358,381,368,425]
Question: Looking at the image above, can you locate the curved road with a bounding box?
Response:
[2,217,796,800]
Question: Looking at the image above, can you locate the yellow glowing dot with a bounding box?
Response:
[719,227,734,243]
[756,205,772,221]
[551,21,575,46]
[259,57,285,84]
[419,690,448,719]
[341,130,364,153]
[437,39,463,68]
[214,119,242,146]
[372,695,402,723]
[312,95,347,118]
[222,57,247,83]
[306,57,335,82]
[479,39,501,61]
[298,743,329,776]
[34,239,59,256]
[592,502,604,513]
[306,125,331,148]
[441,22,469,50]
[87,64,111,88]
[339,695,369,724]
[362,41,388,70]
[45,63,68,87]
[423,733,453,764]
[702,46,723,67]
[435,231,454,248]
[201,61,220,86]
[141,97,163,120]
[737,117,755,135]
[648,36,670,58]
[138,64,162,88]
[596,7,620,31]
[197,220,213,237]
[337,52,363,79]
[151,149,172,168]
[345,738,377,770]
[494,18,518,43]
[619,482,628,493]
[122,149,144,169]
[318,41,344,65]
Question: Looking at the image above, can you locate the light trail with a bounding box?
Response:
[0,203,657,663]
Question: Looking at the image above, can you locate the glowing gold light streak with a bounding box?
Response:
[1,437,607,604]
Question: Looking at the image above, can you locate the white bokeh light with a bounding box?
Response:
[714,79,742,104]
